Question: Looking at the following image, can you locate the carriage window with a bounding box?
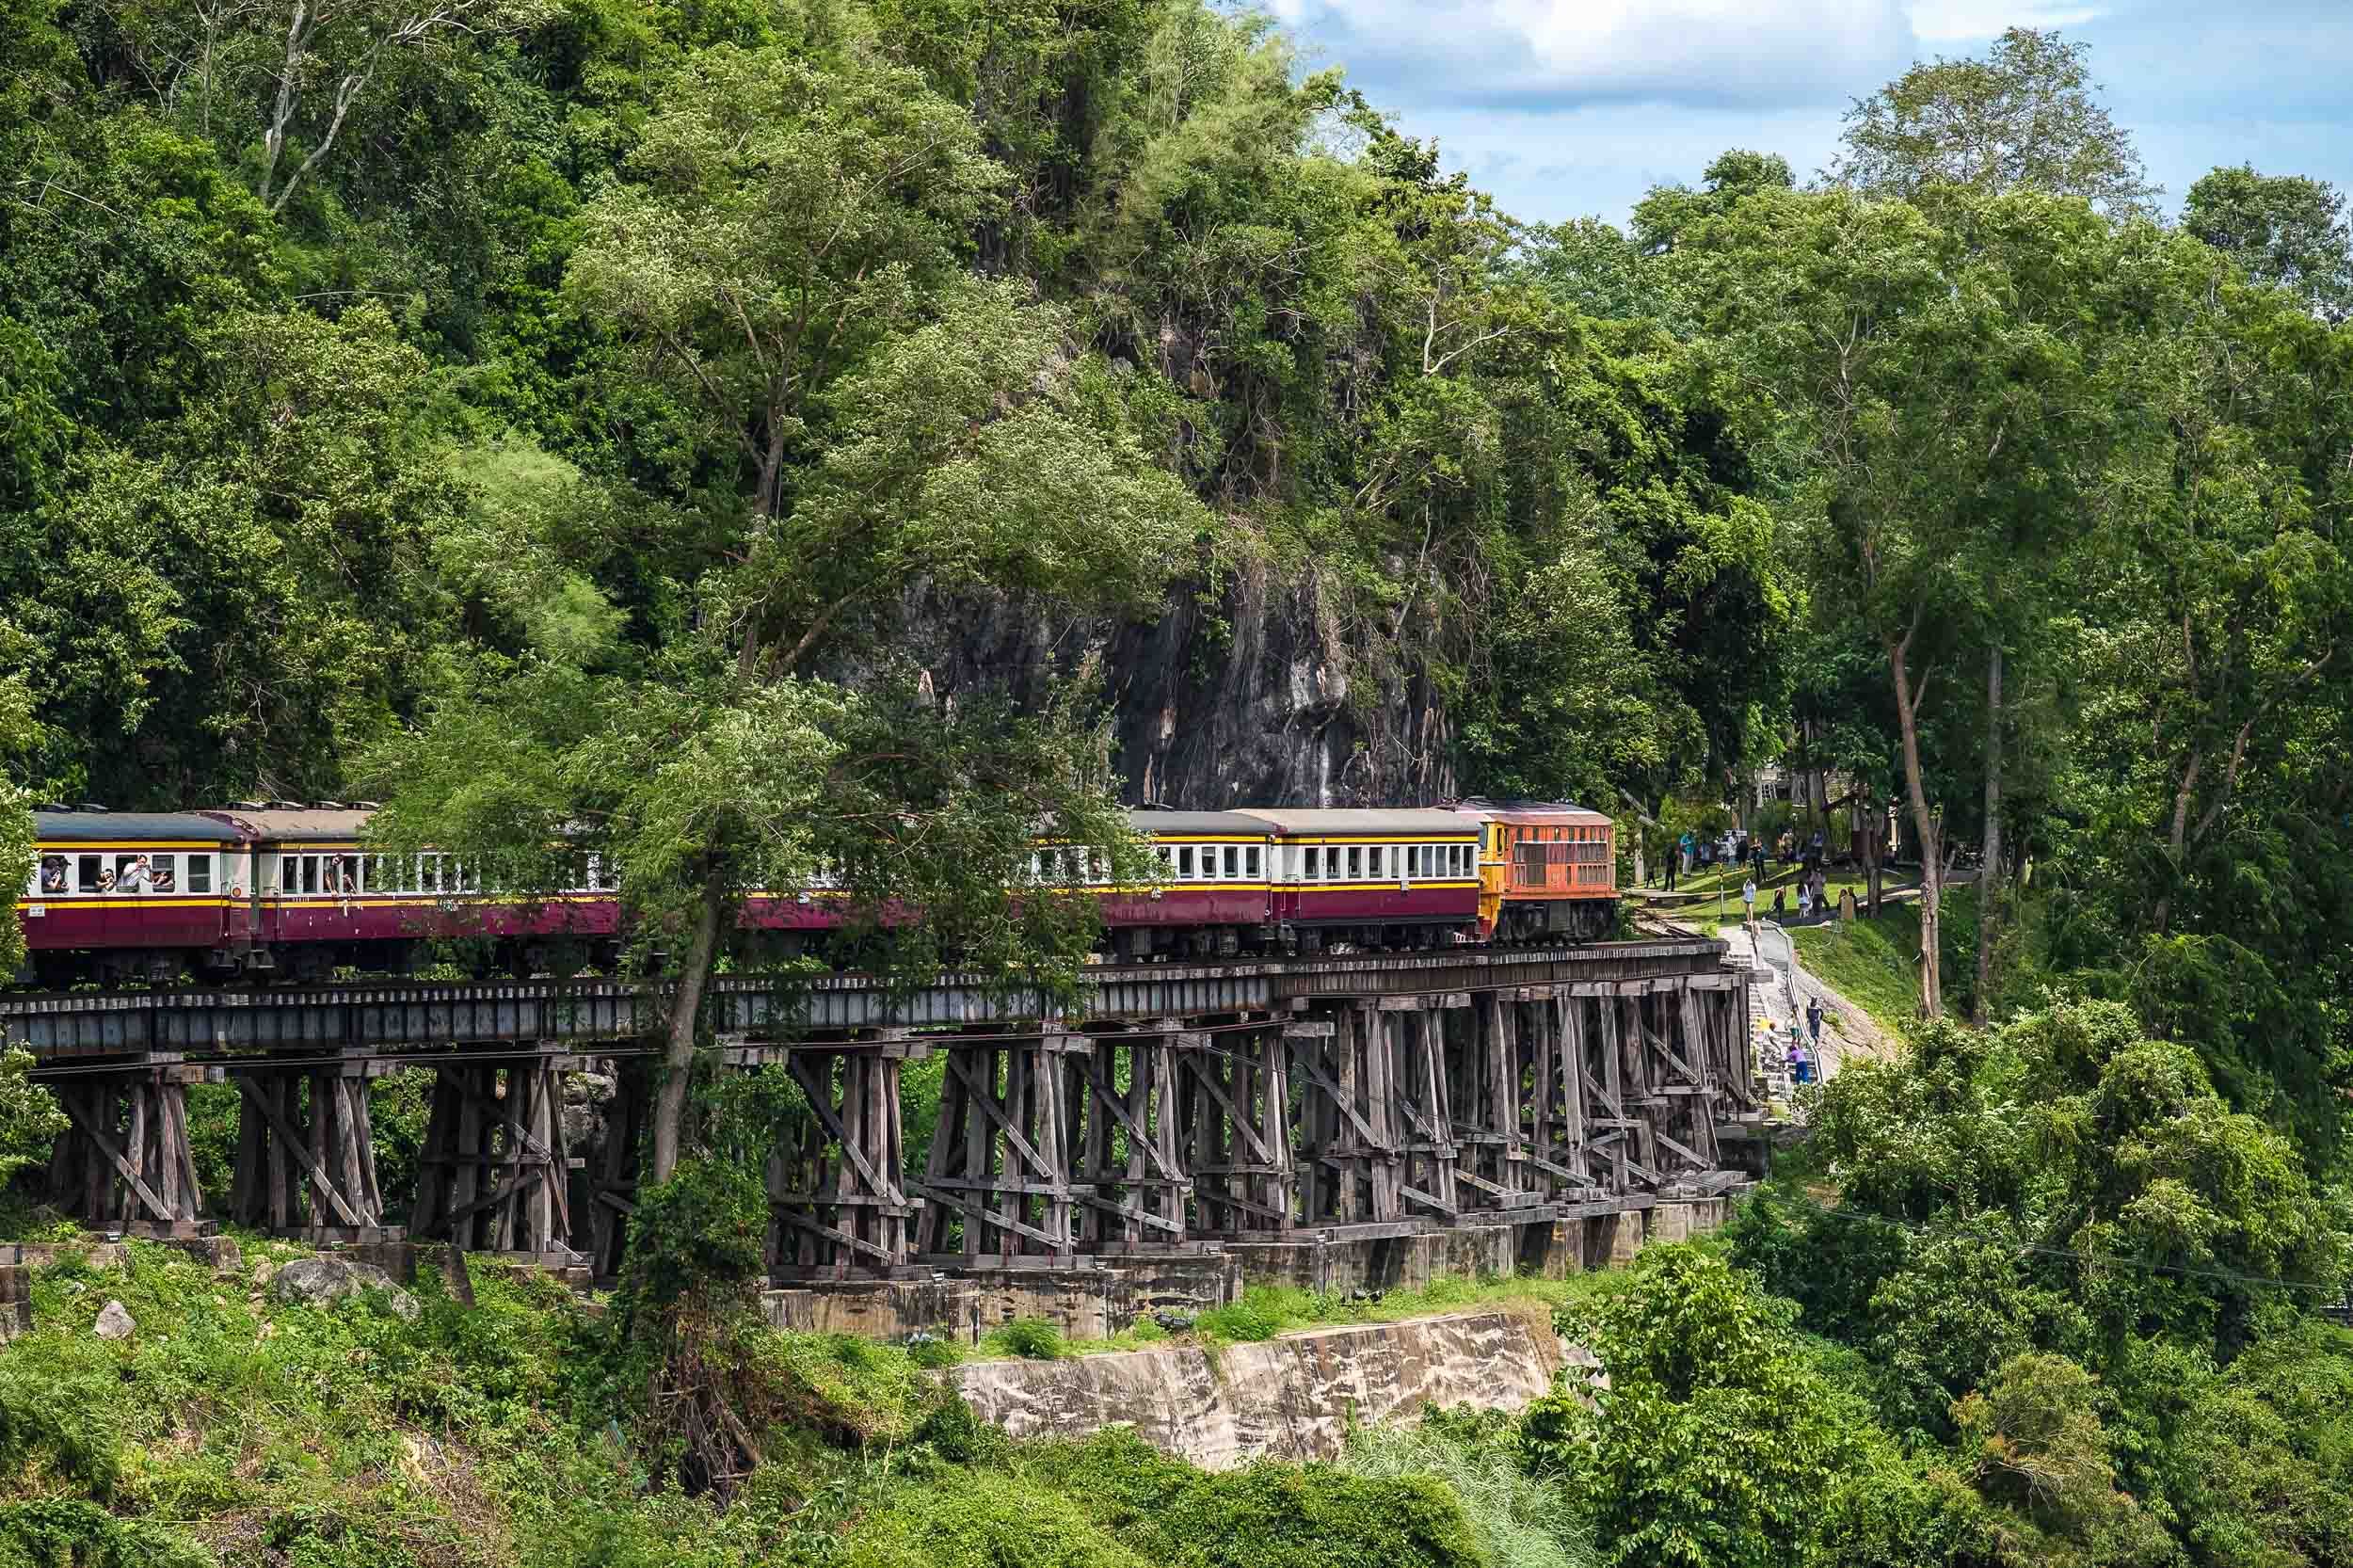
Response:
[1301,847,1318,881]
[330,855,359,893]
[418,855,439,893]
[1177,845,1194,879]
[186,854,211,894]
[297,856,318,894]
[1154,845,1173,874]
[1346,846,1362,879]
[146,854,176,892]
[1245,845,1261,878]
[76,855,102,892]
[38,855,65,896]
[1223,846,1239,878]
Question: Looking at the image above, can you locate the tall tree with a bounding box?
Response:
[1825,29,2155,1014]
[1830,26,2156,216]
[1675,186,2120,1016]
[381,24,1206,1186]
[2184,165,2353,322]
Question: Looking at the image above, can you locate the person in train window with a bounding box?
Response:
[40,856,65,893]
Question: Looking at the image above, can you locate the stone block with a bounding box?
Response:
[1226,1240,1329,1292]
[1515,1220,1583,1278]
[966,1269,1117,1341]
[1606,1208,1646,1266]
[761,1279,981,1343]
[0,1265,28,1341]
[1647,1202,1693,1245]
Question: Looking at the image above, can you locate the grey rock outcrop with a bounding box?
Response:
[948,1308,1572,1470]
[890,564,1456,809]
[268,1257,421,1320]
[92,1299,136,1339]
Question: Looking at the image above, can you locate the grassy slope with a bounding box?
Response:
[0,1241,1581,1568]
[1790,886,1980,1035]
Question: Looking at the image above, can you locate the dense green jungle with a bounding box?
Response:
[3,3,2353,1564]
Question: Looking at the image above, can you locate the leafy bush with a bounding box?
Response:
[1342,1413,1597,1568]
[986,1318,1070,1361]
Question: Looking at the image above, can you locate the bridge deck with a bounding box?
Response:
[1,938,1728,1059]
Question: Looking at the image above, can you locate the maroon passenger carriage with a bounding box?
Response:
[15,803,1495,984]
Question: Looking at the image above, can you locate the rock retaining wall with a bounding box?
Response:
[946,1307,1577,1469]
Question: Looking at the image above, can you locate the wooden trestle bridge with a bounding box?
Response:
[1,939,1763,1278]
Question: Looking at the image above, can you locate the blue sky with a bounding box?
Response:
[1262,1,2353,228]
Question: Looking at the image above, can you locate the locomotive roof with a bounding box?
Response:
[33,811,241,842]
[1452,799,1612,824]
[1124,808,1274,836]
[1233,808,1481,836]
[199,808,376,841]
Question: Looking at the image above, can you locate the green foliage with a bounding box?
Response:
[0,1048,65,1188]
[984,1319,1070,1362]
[1829,26,2156,215]
[1534,1246,1971,1568]
[1341,1411,1597,1568]
[2184,164,2353,321]
[615,1156,769,1319]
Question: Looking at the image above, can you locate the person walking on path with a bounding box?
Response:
[1806,998,1824,1050]
[1741,876,1757,930]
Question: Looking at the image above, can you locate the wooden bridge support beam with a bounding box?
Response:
[45,1055,208,1236]
[223,1054,388,1242]
[1385,999,1459,1223]
[1292,1002,1405,1227]
[1513,989,1606,1205]
[410,1054,575,1261]
[764,1035,926,1278]
[1180,1019,1299,1236]
[577,1059,649,1280]
[916,1032,1089,1266]
[1070,1022,1196,1254]
[1445,993,1529,1214]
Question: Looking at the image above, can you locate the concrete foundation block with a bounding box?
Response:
[0,1265,28,1341]
[1606,1209,1647,1266]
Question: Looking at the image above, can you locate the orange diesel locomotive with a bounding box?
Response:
[1452,798,1619,943]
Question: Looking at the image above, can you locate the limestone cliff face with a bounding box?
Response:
[900,563,1455,809]
[945,1308,1577,1470]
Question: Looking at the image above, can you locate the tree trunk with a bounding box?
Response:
[1887,638,1942,1017]
[1864,797,1883,917]
[649,866,728,1186]
[1974,646,2003,1026]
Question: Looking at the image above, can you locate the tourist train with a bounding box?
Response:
[12,799,1617,986]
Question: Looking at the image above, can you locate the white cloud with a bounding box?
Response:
[1278,0,1916,109]
[1905,2,2106,44]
